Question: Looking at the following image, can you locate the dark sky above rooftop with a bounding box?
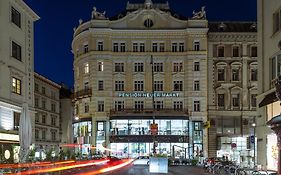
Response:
[23,0,257,87]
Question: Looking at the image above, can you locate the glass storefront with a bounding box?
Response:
[73,121,92,156]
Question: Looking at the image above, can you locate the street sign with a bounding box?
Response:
[250,135,255,144]
[150,123,158,135]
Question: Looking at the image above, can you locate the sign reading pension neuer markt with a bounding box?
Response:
[118,92,180,98]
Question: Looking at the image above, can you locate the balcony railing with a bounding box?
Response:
[72,88,92,101]
[110,108,189,116]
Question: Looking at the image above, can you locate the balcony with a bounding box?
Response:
[110,108,189,120]
[72,88,92,101]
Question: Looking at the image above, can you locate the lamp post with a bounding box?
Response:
[251,122,256,168]
[150,55,157,155]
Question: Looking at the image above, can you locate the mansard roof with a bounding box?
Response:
[209,21,257,33]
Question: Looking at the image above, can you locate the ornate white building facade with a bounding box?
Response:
[0,0,39,163]
[72,1,208,158]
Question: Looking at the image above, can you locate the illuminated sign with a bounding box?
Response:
[118,92,180,98]
[0,133,19,141]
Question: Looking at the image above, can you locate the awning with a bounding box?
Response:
[267,115,281,126]
[258,92,278,107]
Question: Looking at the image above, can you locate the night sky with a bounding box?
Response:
[23,0,257,88]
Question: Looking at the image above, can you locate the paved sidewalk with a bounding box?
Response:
[108,165,211,175]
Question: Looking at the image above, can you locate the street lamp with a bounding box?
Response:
[150,55,157,155]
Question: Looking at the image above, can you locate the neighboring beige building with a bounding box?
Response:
[34,73,61,152]
[207,22,258,167]
[72,1,208,158]
[0,0,39,163]
[257,0,281,172]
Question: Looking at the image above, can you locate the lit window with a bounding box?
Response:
[12,77,21,95]
[84,63,89,74]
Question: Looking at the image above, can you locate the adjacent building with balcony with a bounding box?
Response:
[0,0,39,163]
[72,0,208,158]
[257,0,281,172]
[207,22,258,167]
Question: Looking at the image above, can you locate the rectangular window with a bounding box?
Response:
[194,80,200,91]
[42,99,46,109]
[12,41,22,61]
[35,129,39,140]
[98,61,104,71]
[270,54,281,80]
[173,81,183,91]
[232,69,240,81]
[85,103,89,113]
[251,69,258,81]
[35,83,39,92]
[133,43,138,52]
[193,41,200,51]
[11,7,21,28]
[135,101,144,111]
[194,62,200,71]
[193,101,200,112]
[51,131,56,141]
[35,97,39,107]
[51,103,56,112]
[232,94,240,107]
[13,112,20,130]
[218,69,225,81]
[173,101,183,111]
[152,43,158,52]
[218,46,224,57]
[251,46,257,57]
[42,130,46,140]
[154,101,163,111]
[115,81,124,91]
[120,42,126,52]
[232,46,239,57]
[173,62,183,72]
[84,81,89,90]
[273,10,281,34]
[115,63,124,72]
[12,77,21,95]
[115,101,124,111]
[98,80,104,90]
[42,114,46,124]
[35,113,39,123]
[154,81,163,91]
[218,94,225,107]
[140,43,145,52]
[42,87,46,95]
[97,41,103,51]
[84,63,89,74]
[113,43,118,52]
[251,94,257,108]
[172,43,177,52]
[51,116,56,126]
[159,43,165,52]
[134,62,144,72]
[134,81,144,91]
[179,43,184,52]
[84,44,89,53]
[153,62,163,72]
[98,101,104,112]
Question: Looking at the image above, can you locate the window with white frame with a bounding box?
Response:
[193,41,200,51]
[113,42,118,52]
[120,42,126,52]
[12,41,22,61]
[98,61,104,71]
[232,69,240,81]
[159,43,165,52]
[173,101,183,111]
[153,62,163,72]
[11,7,21,28]
[134,81,144,91]
[173,62,183,72]
[97,41,103,51]
[135,101,144,111]
[172,43,177,52]
[98,101,104,112]
[154,101,163,111]
[194,80,200,91]
[133,43,138,52]
[152,43,158,52]
[232,94,240,107]
[84,44,89,53]
[134,62,144,72]
[154,81,163,91]
[84,63,89,74]
[115,81,124,91]
[194,62,200,71]
[115,63,124,72]
[270,53,281,81]
[98,80,104,90]
[115,101,124,111]
[12,77,21,95]
[179,43,184,52]
[173,81,183,91]
[193,101,200,112]
[140,43,145,52]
